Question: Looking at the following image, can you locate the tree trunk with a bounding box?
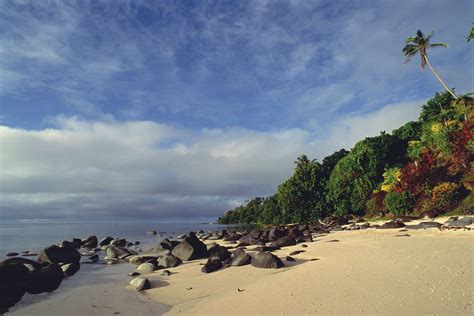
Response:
[423,54,458,99]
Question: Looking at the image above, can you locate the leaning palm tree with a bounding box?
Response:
[403,30,458,99]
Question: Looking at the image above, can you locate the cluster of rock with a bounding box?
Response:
[0,235,141,314]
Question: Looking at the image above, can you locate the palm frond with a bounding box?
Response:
[416,30,423,38]
[425,31,434,43]
[429,42,448,48]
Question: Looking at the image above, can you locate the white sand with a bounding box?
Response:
[145,219,474,315]
[9,217,474,316]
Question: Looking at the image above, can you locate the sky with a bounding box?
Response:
[0,0,473,221]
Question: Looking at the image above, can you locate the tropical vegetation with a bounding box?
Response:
[218,29,473,224]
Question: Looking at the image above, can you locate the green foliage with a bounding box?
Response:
[392,121,421,141]
[468,23,474,42]
[383,191,416,215]
[258,195,283,224]
[431,182,462,210]
[277,155,325,223]
[418,92,454,124]
[327,133,407,216]
[380,167,401,192]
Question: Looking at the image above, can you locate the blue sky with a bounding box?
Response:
[0,0,472,221]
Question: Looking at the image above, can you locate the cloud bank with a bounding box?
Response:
[1,100,421,220]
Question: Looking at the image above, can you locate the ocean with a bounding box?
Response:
[0,221,246,258]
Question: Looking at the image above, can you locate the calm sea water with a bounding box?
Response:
[0,221,246,258]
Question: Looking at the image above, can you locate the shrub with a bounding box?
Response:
[365,191,387,217]
[384,191,416,215]
[431,182,462,210]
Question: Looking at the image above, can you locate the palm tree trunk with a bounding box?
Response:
[423,54,458,99]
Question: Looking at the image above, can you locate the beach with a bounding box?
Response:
[8,217,474,315]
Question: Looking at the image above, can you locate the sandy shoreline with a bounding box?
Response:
[8,217,474,315]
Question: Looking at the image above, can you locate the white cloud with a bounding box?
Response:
[0,95,424,220]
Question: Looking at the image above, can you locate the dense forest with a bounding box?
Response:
[219,28,474,225]
[219,92,474,224]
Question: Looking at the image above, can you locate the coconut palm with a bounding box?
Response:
[403,30,458,99]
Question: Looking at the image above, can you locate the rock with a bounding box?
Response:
[157,254,182,269]
[206,242,219,251]
[6,252,18,257]
[110,238,127,247]
[223,232,242,241]
[269,236,296,248]
[171,233,208,261]
[285,256,295,262]
[129,277,150,291]
[160,270,171,276]
[136,263,156,273]
[295,235,313,243]
[201,258,222,273]
[268,227,287,241]
[252,246,280,252]
[289,250,305,256]
[128,271,141,276]
[301,244,308,248]
[208,245,231,261]
[288,227,303,238]
[147,230,157,235]
[61,263,80,277]
[251,252,284,269]
[25,263,64,294]
[358,222,370,229]
[88,254,99,263]
[445,217,474,227]
[408,222,442,229]
[59,240,79,249]
[37,245,81,265]
[230,249,251,267]
[99,237,114,247]
[394,215,420,222]
[379,221,406,229]
[128,255,159,266]
[106,245,129,259]
[81,236,98,249]
[0,262,29,314]
[159,239,179,251]
[238,229,264,245]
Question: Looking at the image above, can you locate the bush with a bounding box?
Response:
[365,191,387,217]
[431,182,462,210]
[384,191,416,215]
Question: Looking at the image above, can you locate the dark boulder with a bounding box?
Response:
[59,240,79,249]
[238,229,264,245]
[269,236,296,248]
[99,236,114,247]
[208,245,231,261]
[37,245,81,265]
[289,250,305,256]
[6,252,18,257]
[268,227,286,241]
[201,258,222,273]
[407,222,442,229]
[251,252,284,269]
[171,233,208,261]
[157,254,182,269]
[445,217,474,227]
[230,249,251,267]
[61,263,80,277]
[296,235,313,243]
[81,236,98,249]
[0,263,29,314]
[159,238,180,251]
[288,227,303,238]
[253,246,280,252]
[223,231,242,241]
[106,245,129,259]
[379,221,406,229]
[285,256,295,262]
[26,263,64,294]
[110,238,127,247]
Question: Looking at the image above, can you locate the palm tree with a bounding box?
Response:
[403,30,458,99]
